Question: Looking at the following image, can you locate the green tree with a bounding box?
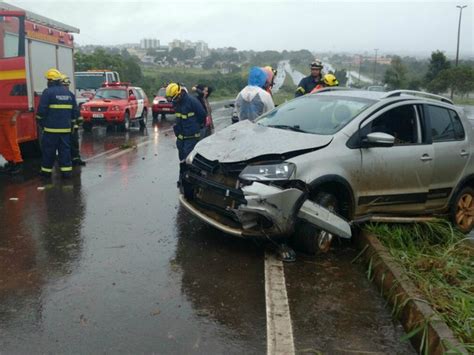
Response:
[169,47,186,61]
[383,56,407,90]
[425,50,451,86]
[431,66,474,97]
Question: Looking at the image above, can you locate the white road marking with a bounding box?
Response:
[83,147,120,162]
[265,251,295,355]
[106,140,152,160]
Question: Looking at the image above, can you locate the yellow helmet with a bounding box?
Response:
[60,74,71,86]
[165,83,181,100]
[323,73,339,87]
[45,68,62,81]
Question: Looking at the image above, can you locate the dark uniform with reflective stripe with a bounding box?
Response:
[173,91,206,161]
[295,75,322,97]
[36,82,77,176]
[173,91,206,197]
[68,91,83,164]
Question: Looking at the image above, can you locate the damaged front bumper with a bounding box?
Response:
[180,178,352,240]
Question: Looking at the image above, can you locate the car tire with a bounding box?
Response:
[450,186,474,234]
[82,122,92,132]
[293,192,339,255]
[139,109,147,130]
[120,112,130,132]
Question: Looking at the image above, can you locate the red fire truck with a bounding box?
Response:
[0,2,79,149]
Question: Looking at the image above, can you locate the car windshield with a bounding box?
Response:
[257,95,374,135]
[94,89,127,100]
[75,74,106,90]
[156,88,166,97]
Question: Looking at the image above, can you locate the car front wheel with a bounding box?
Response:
[451,186,474,233]
[293,192,339,254]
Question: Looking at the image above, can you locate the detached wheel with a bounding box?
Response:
[139,109,147,130]
[82,122,92,132]
[294,192,339,255]
[451,187,474,233]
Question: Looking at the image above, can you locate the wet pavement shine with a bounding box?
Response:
[0,104,414,354]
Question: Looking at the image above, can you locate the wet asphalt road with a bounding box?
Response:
[0,103,415,354]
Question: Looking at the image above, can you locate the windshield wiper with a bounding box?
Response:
[267,124,308,133]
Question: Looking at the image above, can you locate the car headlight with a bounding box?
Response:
[80,105,89,112]
[111,105,120,111]
[239,163,296,181]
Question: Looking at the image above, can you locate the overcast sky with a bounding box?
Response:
[5,0,474,57]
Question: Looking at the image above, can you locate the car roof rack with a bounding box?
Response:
[382,90,453,104]
[311,87,354,94]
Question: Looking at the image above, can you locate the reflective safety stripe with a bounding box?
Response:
[73,125,79,129]
[49,104,73,109]
[296,87,305,94]
[176,112,195,119]
[44,127,72,133]
[41,167,53,173]
[177,133,200,140]
[36,115,42,120]
[60,166,73,172]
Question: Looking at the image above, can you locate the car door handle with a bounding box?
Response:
[420,154,433,162]
[460,150,469,157]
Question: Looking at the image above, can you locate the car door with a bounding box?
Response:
[134,88,145,118]
[424,105,470,210]
[128,88,138,118]
[353,103,434,214]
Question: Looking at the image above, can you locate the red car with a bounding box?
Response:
[152,87,175,121]
[81,83,150,132]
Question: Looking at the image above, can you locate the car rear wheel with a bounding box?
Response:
[139,109,147,130]
[450,186,474,233]
[82,122,92,132]
[293,192,339,255]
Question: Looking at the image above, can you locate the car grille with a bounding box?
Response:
[186,154,246,218]
[90,106,109,112]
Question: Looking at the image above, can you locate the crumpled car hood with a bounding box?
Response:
[194,120,332,163]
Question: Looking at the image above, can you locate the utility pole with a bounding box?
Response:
[452,5,467,99]
[358,54,362,86]
[373,48,378,84]
[455,5,467,66]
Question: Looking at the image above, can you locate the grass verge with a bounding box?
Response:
[364,221,473,350]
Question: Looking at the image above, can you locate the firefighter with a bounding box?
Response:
[310,73,340,93]
[36,68,77,179]
[295,60,324,97]
[61,74,86,167]
[166,82,206,196]
[0,110,23,175]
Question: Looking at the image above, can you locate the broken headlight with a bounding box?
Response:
[239,163,295,181]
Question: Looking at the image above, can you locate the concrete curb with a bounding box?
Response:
[355,231,469,355]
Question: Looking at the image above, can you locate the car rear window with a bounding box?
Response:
[157,88,166,97]
[257,95,374,135]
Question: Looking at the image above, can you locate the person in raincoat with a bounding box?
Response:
[235,67,274,122]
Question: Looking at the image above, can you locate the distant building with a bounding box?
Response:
[169,39,210,58]
[140,38,160,49]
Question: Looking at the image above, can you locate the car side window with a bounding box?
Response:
[427,105,463,142]
[449,109,465,140]
[135,89,143,100]
[362,105,419,145]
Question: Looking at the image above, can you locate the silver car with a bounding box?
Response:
[180,89,474,253]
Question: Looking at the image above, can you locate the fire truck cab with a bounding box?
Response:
[0,2,79,150]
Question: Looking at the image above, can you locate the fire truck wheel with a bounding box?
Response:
[82,122,92,132]
[120,112,130,132]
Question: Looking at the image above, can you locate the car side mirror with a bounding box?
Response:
[362,132,395,147]
[129,95,136,101]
